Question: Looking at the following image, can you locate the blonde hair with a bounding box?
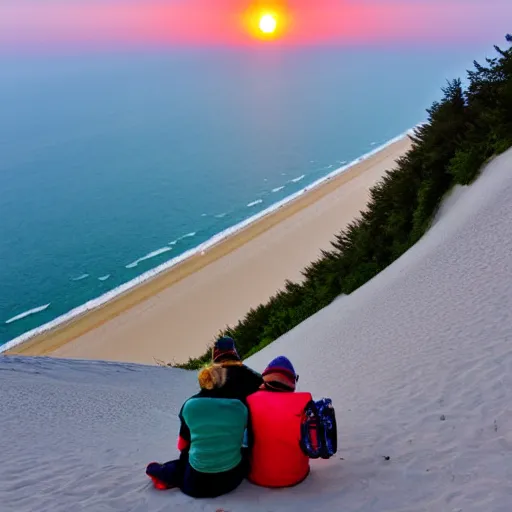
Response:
[220,360,243,367]
[198,364,227,390]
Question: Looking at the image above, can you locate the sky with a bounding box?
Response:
[1,0,511,50]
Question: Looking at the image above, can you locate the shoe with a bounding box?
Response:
[146,462,174,490]
[149,475,172,490]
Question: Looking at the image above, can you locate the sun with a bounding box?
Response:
[243,5,287,41]
[259,14,277,34]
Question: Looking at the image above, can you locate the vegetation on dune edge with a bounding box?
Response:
[174,34,512,370]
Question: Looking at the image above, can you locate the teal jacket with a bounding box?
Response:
[179,391,248,474]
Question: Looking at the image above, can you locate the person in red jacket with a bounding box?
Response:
[246,356,312,488]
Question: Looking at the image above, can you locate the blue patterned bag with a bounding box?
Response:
[299,398,337,459]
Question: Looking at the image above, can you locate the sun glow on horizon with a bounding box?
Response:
[244,4,288,41]
[259,14,277,34]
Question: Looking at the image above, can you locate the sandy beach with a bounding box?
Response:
[6,136,411,364]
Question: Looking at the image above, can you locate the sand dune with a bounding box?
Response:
[1,148,512,511]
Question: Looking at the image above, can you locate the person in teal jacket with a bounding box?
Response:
[146,365,249,498]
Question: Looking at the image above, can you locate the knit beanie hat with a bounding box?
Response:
[262,356,297,392]
[213,336,241,364]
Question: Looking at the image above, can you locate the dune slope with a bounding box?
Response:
[1,148,512,511]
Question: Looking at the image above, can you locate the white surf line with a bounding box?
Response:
[5,304,51,325]
[247,199,263,207]
[125,247,173,269]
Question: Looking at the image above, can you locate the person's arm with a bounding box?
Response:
[245,409,254,450]
[241,404,253,474]
[242,365,264,396]
[176,405,191,452]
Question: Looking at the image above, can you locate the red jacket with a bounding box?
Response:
[247,390,312,488]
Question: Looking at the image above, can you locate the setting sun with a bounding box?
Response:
[259,14,277,34]
[243,3,288,41]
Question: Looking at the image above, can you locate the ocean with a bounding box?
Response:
[0,45,482,349]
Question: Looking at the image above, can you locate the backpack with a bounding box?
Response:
[299,398,337,459]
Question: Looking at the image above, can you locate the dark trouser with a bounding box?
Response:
[147,453,246,499]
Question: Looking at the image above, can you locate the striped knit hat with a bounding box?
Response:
[213,336,240,364]
[262,356,297,392]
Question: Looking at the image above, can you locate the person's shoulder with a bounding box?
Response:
[192,388,226,400]
[296,390,314,399]
[183,389,215,407]
[246,388,266,401]
[250,390,312,403]
[240,364,262,377]
[224,363,259,380]
[185,390,247,408]
[181,392,200,409]
[189,390,206,400]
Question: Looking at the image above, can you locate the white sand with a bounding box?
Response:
[1,147,512,511]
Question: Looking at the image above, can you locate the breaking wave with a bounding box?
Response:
[71,274,89,282]
[5,304,51,325]
[125,247,173,269]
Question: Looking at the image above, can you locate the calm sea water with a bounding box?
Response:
[0,46,481,347]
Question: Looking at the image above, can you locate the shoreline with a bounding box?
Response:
[4,131,414,362]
